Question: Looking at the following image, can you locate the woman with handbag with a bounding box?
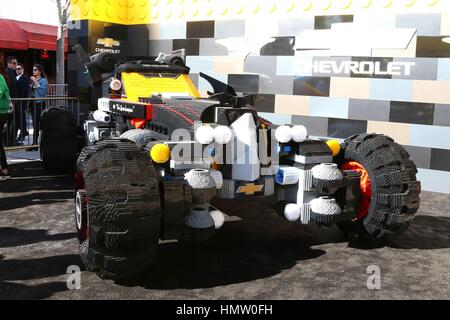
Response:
[29,64,48,148]
[0,65,13,180]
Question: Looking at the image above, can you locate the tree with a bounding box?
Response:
[55,0,70,86]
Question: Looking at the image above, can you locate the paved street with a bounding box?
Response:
[1,160,450,299]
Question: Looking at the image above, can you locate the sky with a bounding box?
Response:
[0,0,60,25]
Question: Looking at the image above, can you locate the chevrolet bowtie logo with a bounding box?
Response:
[237,183,264,195]
[97,38,120,48]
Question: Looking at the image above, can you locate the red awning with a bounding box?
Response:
[0,19,28,50]
[0,19,68,52]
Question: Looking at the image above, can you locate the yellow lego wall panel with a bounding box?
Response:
[70,0,152,25]
[70,0,450,25]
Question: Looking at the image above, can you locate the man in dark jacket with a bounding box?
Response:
[15,63,30,141]
[5,56,18,146]
[6,56,17,98]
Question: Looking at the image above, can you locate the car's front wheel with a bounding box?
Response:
[75,139,162,279]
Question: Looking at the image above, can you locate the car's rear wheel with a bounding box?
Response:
[337,133,421,244]
[40,106,78,173]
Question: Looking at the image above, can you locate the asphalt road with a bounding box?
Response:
[1,160,450,300]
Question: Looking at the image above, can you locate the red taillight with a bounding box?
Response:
[130,118,146,129]
[146,103,152,121]
[341,161,372,220]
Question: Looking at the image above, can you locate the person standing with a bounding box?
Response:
[5,56,18,146]
[15,63,30,142]
[29,64,48,148]
[0,64,12,180]
[5,56,18,98]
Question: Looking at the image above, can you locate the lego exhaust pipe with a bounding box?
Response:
[93,110,111,123]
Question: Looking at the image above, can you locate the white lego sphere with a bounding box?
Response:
[195,125,215,144]
[291,125,308,142]
[275,125,292,143]
[284,203,301,221]
[213,125,232,144]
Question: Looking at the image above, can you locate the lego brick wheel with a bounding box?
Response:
[74,139,162,279]
[39,106,78,173]
[119,129,158,147]
[336,133,421,244]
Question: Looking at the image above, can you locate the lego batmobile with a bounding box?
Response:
[39,47,421,279]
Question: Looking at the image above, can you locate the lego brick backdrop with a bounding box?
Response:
[142,12,450,194]
[68,1,450,194]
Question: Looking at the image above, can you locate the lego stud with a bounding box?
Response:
[326,139,341,156]
[213,125,232,144]
[195,125,215,144]
[291,125,308,142]
[284,203,301,221]
[275,125,292,143]
[150,143,170,163]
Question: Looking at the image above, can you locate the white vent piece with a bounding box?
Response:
[184,169,216,189]
[311,163,343,181]
[310,197,341,216]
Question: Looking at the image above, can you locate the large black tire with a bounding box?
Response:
[75,139,162,279]
[40,106,78,173]
[337,133,421,244]
[119,129,156,147]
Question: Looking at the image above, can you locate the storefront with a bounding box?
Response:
[68,0,450,194]
[0,18,68,82]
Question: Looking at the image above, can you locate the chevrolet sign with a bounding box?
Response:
[96,38,121,54]
[312,61,415,76]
